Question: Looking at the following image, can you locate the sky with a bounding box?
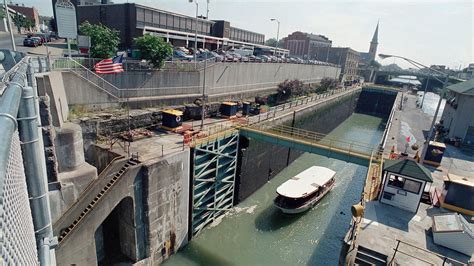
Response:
[13,0,473,69]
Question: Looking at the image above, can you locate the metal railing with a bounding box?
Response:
[248,124,378,157]
[48,56,345,100]
[187,86,360,146]
[52,57,122,100]
[51,56,218,72]
[246,86,356,125]
[390,239,465,266]
[0,55,46,264]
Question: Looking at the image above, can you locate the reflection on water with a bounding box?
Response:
[164,113,385,266]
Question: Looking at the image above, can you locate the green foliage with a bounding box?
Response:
[0,7,5,20]
[11,14,35,31]
[276,79,305,102]
[317,77,338,93]
[265,38,284,48]
[133,34,173,68]
[79,21,120,59]
[49,18,57,32]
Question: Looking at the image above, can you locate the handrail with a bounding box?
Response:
[52,155,125,228]
[56,157,140,245]
[188,86,360,147]
[66,57,122,93]
[1,56,29,84]
[391,239,465,265]
[250,124,377,154]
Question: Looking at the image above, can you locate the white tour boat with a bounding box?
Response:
[274,166,336,214]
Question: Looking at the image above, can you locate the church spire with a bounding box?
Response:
[371,20,379,44]
[368,21,379,61]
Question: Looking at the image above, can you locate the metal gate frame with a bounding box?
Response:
[191,131,239,236]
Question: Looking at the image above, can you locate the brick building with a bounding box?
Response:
[283,31,332,59]
[316,47,360,82]
[8,4,40,31]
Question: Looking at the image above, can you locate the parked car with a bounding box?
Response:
[23,37,40,47]
[31,37,43,46]
[259,55,271,62]
[223,52,240,62]
[241,56,249,62]
[173,50,193,61]
[28,34,47,44]
[248,55,263,63]
[196,51,223,62]
[209,51,224,62]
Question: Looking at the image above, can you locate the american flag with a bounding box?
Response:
[94,55,124,74]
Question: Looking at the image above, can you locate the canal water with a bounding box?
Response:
[164,113,386,266]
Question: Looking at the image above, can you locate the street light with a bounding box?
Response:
[189,0,199,68]
[378,53,450,164]
[189,0,208,129]
[3,0,16,51]
[270,18,280,57]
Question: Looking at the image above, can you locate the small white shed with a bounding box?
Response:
[432,213,474,256]
[379,159,433,213]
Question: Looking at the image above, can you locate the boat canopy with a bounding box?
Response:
[276,166,336,199]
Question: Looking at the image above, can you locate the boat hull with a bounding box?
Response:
[275,182,334,214]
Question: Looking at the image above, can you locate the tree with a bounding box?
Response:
[276,79,305,102]
[265,38,284,48]
[133,34,173,68]
[49,18,57,33]
[79,21,120,59]
[317,77,337,93]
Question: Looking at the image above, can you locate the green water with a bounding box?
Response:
[165,113,386,266]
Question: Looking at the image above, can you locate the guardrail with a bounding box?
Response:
[250,124,377,156]
[186,86,359,145]
[390,239,465,265]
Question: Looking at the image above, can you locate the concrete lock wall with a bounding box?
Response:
[237,91,359,202]
[67,63,339,103]
[204,63,340,97]
[139,149,190,264]
[60,71,120,108]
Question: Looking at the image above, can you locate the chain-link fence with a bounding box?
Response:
[0,131,38,264]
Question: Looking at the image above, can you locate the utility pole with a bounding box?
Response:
[206,0,209,19]
[270,18,280,57]
[4,0,16,51]
[201,51,207,129]
[420,76,429,108]
[189,0,199,68]
[420,75,449,164]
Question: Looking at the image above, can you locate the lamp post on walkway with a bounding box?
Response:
[379,54,449,164]
[270,18,280,57]
[189,0,199,68]
[189,0,208,129]
[420,76,429,108]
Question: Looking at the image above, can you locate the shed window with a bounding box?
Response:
[388,175,422,194]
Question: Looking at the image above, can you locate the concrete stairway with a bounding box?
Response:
[53,157,140,245]
[354,245,388,266]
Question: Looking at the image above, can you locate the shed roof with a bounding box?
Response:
[383,159,433,182]
[447,79,474,96]
[162,109,183,116]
